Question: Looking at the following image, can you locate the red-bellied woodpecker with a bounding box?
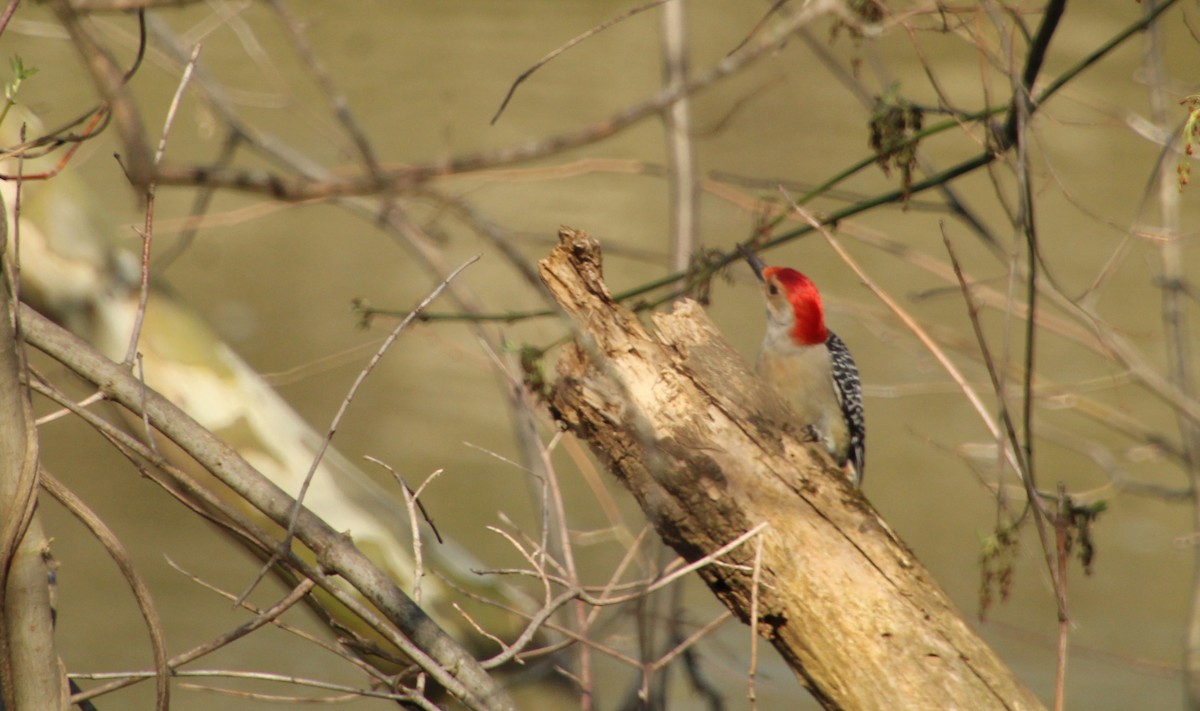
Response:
[739,244,866,486]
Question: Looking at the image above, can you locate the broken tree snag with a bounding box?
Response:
[537,227,1045,711]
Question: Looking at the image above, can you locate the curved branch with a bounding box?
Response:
[19,306,514,711]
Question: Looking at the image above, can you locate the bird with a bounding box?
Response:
[738,244,866,486]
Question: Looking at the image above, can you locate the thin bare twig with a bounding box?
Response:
[941,228,1028,486]
[63,0,203,9]
[480,588,580,670]
[539,419,592,706]
[650,611,732,673]
[41,470,170,710]
[149,0,845,200]
[20,305,514,710]
[484,523,767,609]
[1053,486,1070,711]
[28,379,386,703]
[0,0,21,39]
[365,457,444,545]
[1141,1,1200,702]
[727,0,789,56]
[163,557,391,683]
[48,1,154,181]
[122,41,200,365]
[747,533,764,709]
[490,0,669,124]
[990,7,1068,696]
[260,255,480,603]
[134,354,162,459]
[783,192,1024,476]
[77,667,432,706]
[268,0,395,248]
[661,0,697,274]
[363,454,443,701]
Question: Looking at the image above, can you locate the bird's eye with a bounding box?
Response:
[768,284,779,296]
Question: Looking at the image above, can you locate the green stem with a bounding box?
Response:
[406,0,1183,327]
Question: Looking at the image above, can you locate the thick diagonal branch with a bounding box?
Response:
[19,306,513,711]
[538,227,1045,711]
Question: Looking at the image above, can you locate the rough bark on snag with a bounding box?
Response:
[537,227,1044,711]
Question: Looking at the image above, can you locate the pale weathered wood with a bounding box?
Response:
[538,227,1045,711]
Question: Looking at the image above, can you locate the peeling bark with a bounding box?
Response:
[538,227,1045,711]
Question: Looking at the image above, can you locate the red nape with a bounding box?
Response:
[764,267,827,346]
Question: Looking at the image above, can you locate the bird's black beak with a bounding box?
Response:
[737,243,767,282]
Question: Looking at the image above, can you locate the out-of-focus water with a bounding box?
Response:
[8,1,1197,708]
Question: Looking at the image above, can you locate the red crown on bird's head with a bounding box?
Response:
[763,266,827,346]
